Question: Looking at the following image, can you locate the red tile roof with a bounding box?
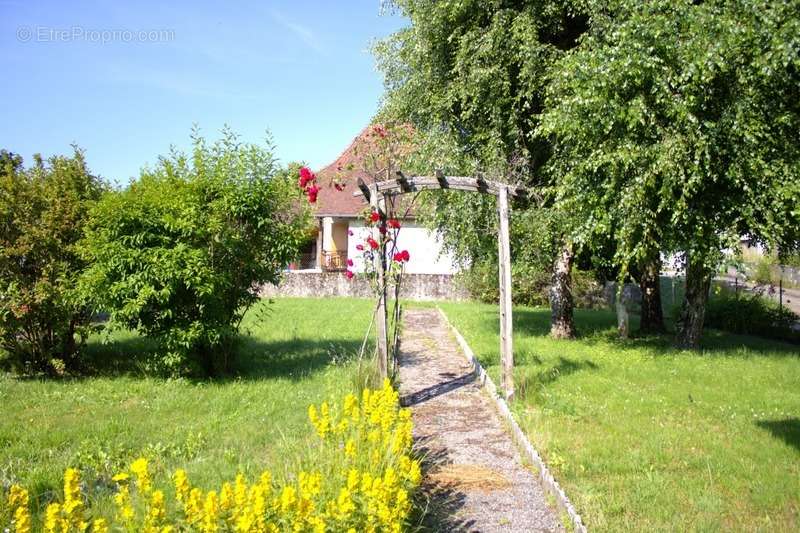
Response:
[313,127,374,218]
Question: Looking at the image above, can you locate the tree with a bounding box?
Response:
[375,0,589,337]
[0,148,105,374]
[539,0,800,347]
[80,129,309,375]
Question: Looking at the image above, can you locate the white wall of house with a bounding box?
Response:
[347,220,457,275]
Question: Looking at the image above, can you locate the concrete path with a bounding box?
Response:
[398,308,564,532]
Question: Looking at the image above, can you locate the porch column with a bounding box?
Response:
[315,218,323,269]
[322,216,334,269]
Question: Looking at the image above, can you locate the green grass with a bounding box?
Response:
[0,297,375,521]
[437,301,800,532]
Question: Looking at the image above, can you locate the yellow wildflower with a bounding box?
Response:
[219,482,234,512]
[201,490,219,532]
[130,457,152,494]
[92,518,109,533]
[144,489,166,532]
[63,467,87,530]
[114,484,134,524]
[8,485,29,508]
[344,438,356,458]
[173,469,190,503]
[111,472,130,483]
[13,504,31,533]
[186,488,203,525]
[43,503,62,533]
[279,485,296,513]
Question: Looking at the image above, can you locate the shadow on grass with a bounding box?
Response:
[757,418,800,453]
[82,334,364,382]
[509,307,799,358]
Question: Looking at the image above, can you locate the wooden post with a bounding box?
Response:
[370,186,389,380]
[497,186,514,400]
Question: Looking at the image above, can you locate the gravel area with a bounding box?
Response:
[398,308,564,532]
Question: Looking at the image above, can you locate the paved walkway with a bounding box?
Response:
[398,308,563,532]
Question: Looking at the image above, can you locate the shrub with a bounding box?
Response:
[750,255,777,285]
[703,284,799,343]
[2,381,421,532]
[458,260,603,308]
[0,149,105,374]
[79,129,309,375]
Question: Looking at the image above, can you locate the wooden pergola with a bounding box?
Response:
[355,171,525,400]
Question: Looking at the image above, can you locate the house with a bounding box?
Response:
[292,127,457,276]
[273,127,464,301]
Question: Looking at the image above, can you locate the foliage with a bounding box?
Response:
[440,301,800,531]
[1,381,421,532]
[376,0,587,172]
[703,284,799,344]
[538,0,800,344]
[375,1,592,334]
[0,148,105,374]
[458,261,603,309]
[80,129,309,376]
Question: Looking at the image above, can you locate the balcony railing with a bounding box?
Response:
[322,251,348,271]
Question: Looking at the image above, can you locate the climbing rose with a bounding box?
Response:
[379,225,387,235]
[305,184,319,203]
[347,258,354,267]
[393,250,410,262]
[298,166,315,188]
[366,237,379,250]
[345,270,354,279]
[369,211,381,222]
[356,244,364,251]
[388,219,401,229]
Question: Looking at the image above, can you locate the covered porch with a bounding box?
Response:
[293,216,351,271]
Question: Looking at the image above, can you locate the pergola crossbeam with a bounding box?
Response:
[353,175,527,199]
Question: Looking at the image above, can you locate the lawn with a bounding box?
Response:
[437,302,800,532]
[0,297,375,523]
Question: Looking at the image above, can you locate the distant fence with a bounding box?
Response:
[260,271,469,301]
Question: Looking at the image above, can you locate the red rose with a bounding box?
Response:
[401,250,410,261]
[356,244,364,251]
[388,218,401,229]
[367,237,379,250]
[299,166,315,188]
[345,270,355,279]
[378,225,387,235]
[347,258,354,267]
[394,250,410,262]
[369,211,381,222]
[305,184,319,203]
[393,252,403,262]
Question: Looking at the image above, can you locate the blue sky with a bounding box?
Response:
[0,0,406,184]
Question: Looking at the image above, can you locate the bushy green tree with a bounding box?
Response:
[80,129,309,375]
[376,0,590,337]
[539,0,800,347]
[0,148,105,374]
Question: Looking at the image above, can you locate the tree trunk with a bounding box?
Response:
[639,253,665,334]
[550,242,576,339]
[676,254,712,349]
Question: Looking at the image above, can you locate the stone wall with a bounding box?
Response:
[260,271,469,301]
